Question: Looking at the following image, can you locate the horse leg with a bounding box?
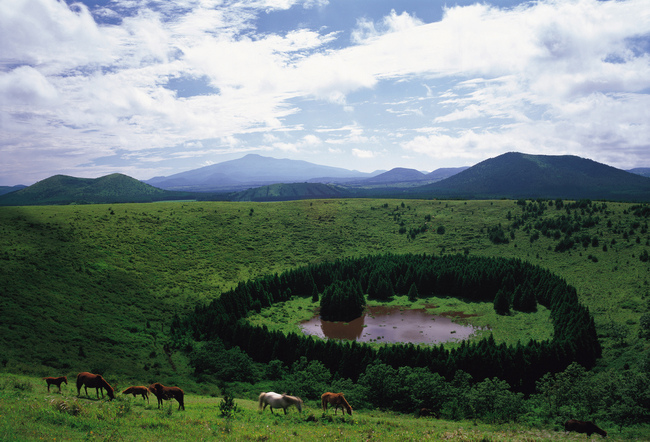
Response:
[47,383,50,393]
[283,407,288,415]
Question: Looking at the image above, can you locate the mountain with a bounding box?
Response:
[629,168,650,178]
[411,152,650,201]
[146,154,376,192]
[0,185,27,196]
[0,173,195,206]
[425,166,470,181]
[230,182,345,202]
[361,167,427,184]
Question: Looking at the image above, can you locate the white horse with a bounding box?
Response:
[258,391,303,414]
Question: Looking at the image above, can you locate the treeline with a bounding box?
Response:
[171,254,600,396]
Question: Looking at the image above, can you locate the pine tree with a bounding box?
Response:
[407,282,419,302]
[494,288,510,315]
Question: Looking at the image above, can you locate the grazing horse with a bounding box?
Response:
[321,392,353,416]
[76,372,115,400]
[259,392,303,415]
[418,408,436,418]
[43,376,67,393]
[122,386,150,403]
[565,419,607,438]
[148,383,185,410]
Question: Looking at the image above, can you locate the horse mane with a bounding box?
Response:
[282,393,302,403]
[339,394,352,413]
[100,376,115,394]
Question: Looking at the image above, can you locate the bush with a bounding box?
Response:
[219,391,239,418]
[487,225,509,244]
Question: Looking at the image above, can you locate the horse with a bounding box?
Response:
[122,386,150,403]
[321,392,353,416]
[43,376,67,393]
[564,419,607,438]
[418,408,436,418]
[148,383,185,410]
[76,372,115,400]
[258,392,303,415]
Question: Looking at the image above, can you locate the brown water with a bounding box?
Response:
[300,305,483,344]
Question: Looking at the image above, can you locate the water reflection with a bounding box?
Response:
[300,305,483,344]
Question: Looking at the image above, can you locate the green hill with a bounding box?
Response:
[230,182,345,201]
[414,152,650,200]
[0,173,195,205]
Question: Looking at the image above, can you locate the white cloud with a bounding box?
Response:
[352,148,375,159]
[1,0,649,184]
[0,66,58,105]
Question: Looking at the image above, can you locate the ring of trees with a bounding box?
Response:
[171,253,601,394]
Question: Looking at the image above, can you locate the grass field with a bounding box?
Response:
[2,373,644,441]
[1,198,649,439]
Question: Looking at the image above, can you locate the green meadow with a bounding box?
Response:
[1,198,649,439]
[1,373,644,441]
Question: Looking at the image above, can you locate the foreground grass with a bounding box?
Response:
[2,373,644,441]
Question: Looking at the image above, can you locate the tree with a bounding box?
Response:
[283,356,331,400]
[494,288,510,315]
[468,377,524,423]
[407,282,419,302]
[357,362,399,408]
[640,314,650,340]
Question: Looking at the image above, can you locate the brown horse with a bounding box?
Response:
[43,376,67,393]
[76,372,115,400]
[148,383,185,410]
[418,408,437,418]
[321,392,353,416]
[122,386,150,403]
[564,419,607,438]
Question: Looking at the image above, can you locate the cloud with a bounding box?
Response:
[1,0,649,184]
[0,66,58,104]
[352,148,375,159]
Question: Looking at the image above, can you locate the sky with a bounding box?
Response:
[1,0,650,186]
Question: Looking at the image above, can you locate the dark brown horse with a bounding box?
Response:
[565,419,607,437]
[321,392,353,416]
[122,386,150,403]
[76,372,115,400]
[43,376,67,393]
[418,408,437,418]
[148,383,185,410]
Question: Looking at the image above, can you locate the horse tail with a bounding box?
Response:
[258,392,265,409]
[76,373,83,394]
[321,393,327,411]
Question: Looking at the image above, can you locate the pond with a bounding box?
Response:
[300,305,485,344]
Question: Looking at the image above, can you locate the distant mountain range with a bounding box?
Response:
[145,154,381,192]
[2,152,650,205]
[145,153,469,193]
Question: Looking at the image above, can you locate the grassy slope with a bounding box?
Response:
[1,199,649,438]
[1,199,648,376]
[2,373,644,441]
